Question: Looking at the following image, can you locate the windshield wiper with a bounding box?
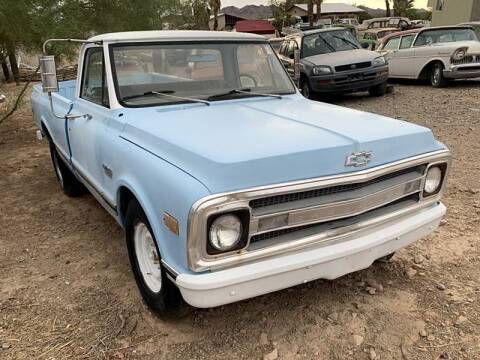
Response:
[123,90,210,106]
[317,36,336,52]
[207,88,282,101]
[331,35,359,49]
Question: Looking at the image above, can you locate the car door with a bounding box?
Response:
[67,46,112,201]
[380,36,401,76]
[394,34,417,77]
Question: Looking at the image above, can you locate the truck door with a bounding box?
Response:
[67,46,112,205]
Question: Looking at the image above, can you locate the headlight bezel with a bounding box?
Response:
[206,210,250,255]
[423,163,448,197]
[312,65,333,75]
[451,47,469,62]
[372,56,387,67]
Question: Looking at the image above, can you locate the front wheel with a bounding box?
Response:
[431,63,448,88]
[301,78,314,99]
[125,199,181,316]
[368,81,388,97]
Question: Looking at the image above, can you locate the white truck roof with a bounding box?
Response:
[88,30,266,43]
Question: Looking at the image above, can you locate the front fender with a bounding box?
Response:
[113,139,211,275]
[415,56,450,79]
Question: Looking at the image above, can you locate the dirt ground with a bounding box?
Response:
[0,80,479,360]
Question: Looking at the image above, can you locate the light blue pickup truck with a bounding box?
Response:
[32,31,450,315]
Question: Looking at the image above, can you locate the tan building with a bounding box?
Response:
[428,0,480,26]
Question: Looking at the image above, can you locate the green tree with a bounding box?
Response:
[271,0,295,31]
[393,0,414,17]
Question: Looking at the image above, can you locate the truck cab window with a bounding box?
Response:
[81,48,109,107]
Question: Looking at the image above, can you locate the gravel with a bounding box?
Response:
[1,79,479,359]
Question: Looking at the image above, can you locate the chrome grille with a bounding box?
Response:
[248,165,426,241]
[250,194,418,244]
[249,165,425,209]
[452,55,480,65]
[335,61,372,72]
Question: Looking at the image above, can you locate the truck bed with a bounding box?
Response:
[33,79,77,102]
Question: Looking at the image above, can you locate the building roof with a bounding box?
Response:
[293,3,364,14]
[235,20,276,34]
[88,30,265,42]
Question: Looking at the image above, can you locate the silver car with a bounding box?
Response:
[277,28,389,98]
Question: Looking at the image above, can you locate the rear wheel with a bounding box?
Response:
[49,143,85,197]
[125,199,181,316]
[430,62,448,88]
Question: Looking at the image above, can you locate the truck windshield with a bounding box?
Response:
[110,42,295,107]
[302,29,361,58]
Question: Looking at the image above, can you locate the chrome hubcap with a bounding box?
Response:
[134,222,162,293]
[433,68,441,84]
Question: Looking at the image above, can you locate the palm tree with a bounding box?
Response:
[385,0,391,17]
[209,0,221,30]
[308,0,314,26]
[393,0,414,17]
[313,0,322,23]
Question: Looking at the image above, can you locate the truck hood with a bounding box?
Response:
[121,96,444,193]
[303,49,379,67]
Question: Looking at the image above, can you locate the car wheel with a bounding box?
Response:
[49,143,85,197]
[125,199,182,316]
[301,78,314,99]
[368,81,388,97]
[431,63,448,88]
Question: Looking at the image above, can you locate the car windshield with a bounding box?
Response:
[414,28,478,46]
[111,42,295,107]
[302,30,361,57]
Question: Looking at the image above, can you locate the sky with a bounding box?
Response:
[221,0,429,9]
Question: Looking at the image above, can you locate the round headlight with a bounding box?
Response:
[424,166,442,194]
[209,214,243,251]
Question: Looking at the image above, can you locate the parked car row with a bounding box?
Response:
[270,24,480,96]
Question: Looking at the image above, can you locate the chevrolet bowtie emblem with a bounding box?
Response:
[345,151,373,167]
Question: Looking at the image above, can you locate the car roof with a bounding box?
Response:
[286,27,347,38]
[88,30,266,43]
[380,25,474,43]
[364,27,399,33]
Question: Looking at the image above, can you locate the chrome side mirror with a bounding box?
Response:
[39,55,59,93]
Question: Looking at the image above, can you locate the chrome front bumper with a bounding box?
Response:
[444,64,480,79]
[178,202,446,308]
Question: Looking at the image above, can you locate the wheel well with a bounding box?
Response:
[41,122,52,142]
[419,60,444,80]
[118,186,136,227]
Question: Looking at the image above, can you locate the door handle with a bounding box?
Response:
[66,113,92,120]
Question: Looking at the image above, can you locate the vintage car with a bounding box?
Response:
[32,31,450,315]
[377,26,480,87]
[277,28,389,98]
[362,28,399,50]
[357,17,411,37]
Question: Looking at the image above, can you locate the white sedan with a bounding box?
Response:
[377,26,480,87]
